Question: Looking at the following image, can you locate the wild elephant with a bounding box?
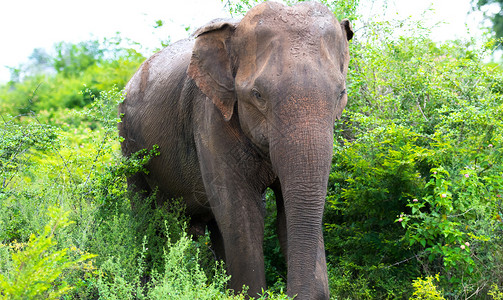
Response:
[119,2,353,299]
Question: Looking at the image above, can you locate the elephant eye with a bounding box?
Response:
[338,89,346,99]
[252,88,263,100]
[251,87,267,111]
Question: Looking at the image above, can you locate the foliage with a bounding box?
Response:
[0,206,96,299]
[146,227,230,299]
[473,0,503,40]
[323,2,503,298]
[0,113,57,192]
[489,284,503,300]
[53,40,102,77]
[410,274,446,300]
[0,37,144,114]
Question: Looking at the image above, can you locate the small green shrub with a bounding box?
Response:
[489,284,503,300]
[0,206,96,299]
[410,275,445,300]
[398,167,482,274]
[147,223,230,299]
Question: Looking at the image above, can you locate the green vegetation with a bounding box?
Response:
[0,207,95,299]
[1,0,503,299]
[410,275,446,300]
[473,0,503,40]
[1,37,144,114]
[324,15,503,296]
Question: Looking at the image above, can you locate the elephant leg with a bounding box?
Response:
[126,173,152,211]
[199,166,267,295]
[207,219,225,261]
[271,180,287,261]
[211,189,266,296]
[194,104,276,296]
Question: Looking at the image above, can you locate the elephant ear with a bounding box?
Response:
[334,19,352,120]
[188,20,238,121]
[340,19,353,41]
[334,92,348,120]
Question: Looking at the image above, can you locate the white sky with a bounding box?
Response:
[0,0,487,83]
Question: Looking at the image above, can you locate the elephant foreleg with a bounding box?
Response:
[194,102,275,296]
[271,180,288,261]
[207,219,226,261]
[126,173,153,211]
[207,183,267,296]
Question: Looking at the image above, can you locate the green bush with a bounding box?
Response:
[0,38,144,114]
[146,226,230,299]
[410,274,446,300]
[0,206,96,299]
[323,2,503,298]
[489,284,503,300]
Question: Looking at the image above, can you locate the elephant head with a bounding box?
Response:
[188,2,353,298]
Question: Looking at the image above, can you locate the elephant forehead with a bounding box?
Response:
[246,1,334,25]
[248,3,336,35]
[238,2,340,59]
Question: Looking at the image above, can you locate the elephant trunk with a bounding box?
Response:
[270,119,333,299]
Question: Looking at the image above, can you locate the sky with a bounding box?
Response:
[0,0,487,83]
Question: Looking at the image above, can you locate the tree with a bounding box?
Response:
[473,0,503,39]
[53,40,104,77]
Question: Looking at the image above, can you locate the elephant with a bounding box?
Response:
[119,1,353,299]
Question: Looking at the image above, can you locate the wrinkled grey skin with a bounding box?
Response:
[119,2,352,299]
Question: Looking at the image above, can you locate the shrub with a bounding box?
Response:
[325,3,503,298]
[0,206,95,299]
[410,274,446,300]
[146,225,230,299]
[489,284,503,300]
